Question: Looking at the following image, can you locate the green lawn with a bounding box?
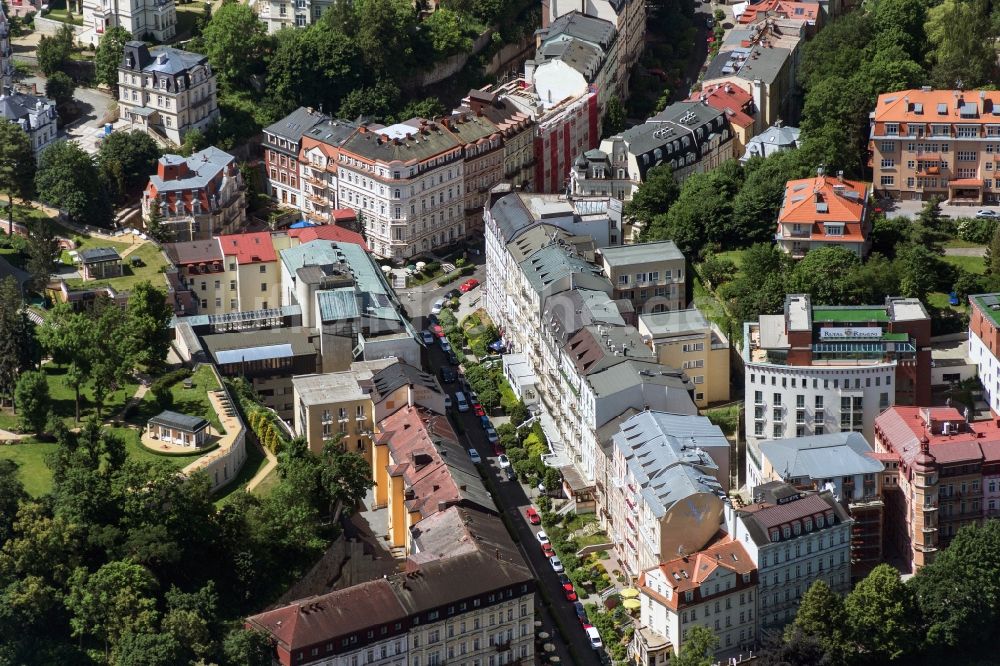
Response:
[927,291,967,313]
[214,442,269,507]
[111,426,200,471]
[0,440,58,496]
[0,246,26,270]
[250,466,279,498]
[174,3,205,41]
[66,242,168,292]
[130,365,224,434]
[45,8,83,24]
[943,254,986,275]
[944,238,986,250]
[716,249,746,270]
[44,363,138,427]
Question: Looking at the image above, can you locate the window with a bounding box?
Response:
[880,159,895,168]
[880,176,895,186]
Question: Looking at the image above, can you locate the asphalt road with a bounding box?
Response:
[420,327,604,666]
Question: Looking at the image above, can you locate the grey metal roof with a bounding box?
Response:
[541,11,617,50]
[150,146,235,192]
[264,106,329,141]
[79,247,122,263]
[303,118,358,146]
[317,289,360,321]
[597,240,683,266]
[373,362,439,397]
[202,328,316,362]
[638,309,710,336]
[519,244,603,296]
[612,410,728,517]
[214,343,294,364]
[538,38,605,81]
[292,371,368,406]
[0,92,55,125]
[741,124,801,161]
[589,359,694,401]
[138,45,208,75]
[148,409,209,432]
[760,431,884,481]
[544,288,624,346]
[618,101,726,176]
[489,192,536,242]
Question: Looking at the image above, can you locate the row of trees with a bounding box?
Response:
[754,520,1000,665]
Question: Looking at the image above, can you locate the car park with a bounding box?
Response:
[497,454,510,468]
[536,530,549,544]
[421,330,434,345]
[550,556,564,573]
[430,299,445,315]
[455,392,469,412]
[468,448,481,464]
[526,507,541,524]
[541,542,555,557]
[585,625,602,649]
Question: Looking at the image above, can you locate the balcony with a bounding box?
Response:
[306,192,328,206]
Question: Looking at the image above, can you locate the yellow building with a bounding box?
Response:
[638,309,731,408]
[291,371,375,459]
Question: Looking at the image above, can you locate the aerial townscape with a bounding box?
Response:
[6,0,1000,663]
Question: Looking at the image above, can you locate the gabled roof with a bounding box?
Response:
[647,538,755,599]
[288,224,368,252]
[760,431,883,480]
[340,121,462,164]
[778,173,867,225]
[264,106,329,142]
[373,362,440,397]
[163,239,223,265]
[218,231,277,264]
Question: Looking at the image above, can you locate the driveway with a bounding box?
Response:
[884,199,1000,220]
[25,76,120,154]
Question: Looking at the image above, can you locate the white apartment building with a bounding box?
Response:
[725,482,852,628]
[118,42,219,146]
[969,293,1000,414]
[337,121,465,260]
[82,0,175,45]
[634,539,757,665]
[1,7,58,159]
[545,0,645,75]
[742,294,932,488]
[258,0,331,33]
[609,410,730,577]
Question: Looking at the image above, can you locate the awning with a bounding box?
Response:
[949,178,984,187]
[620,587,640,598]
[622,598,641,610]
[129,106,157,118]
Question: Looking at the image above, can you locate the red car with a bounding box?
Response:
[432,324,445,338]
[473,403,486,417]
[493,442,506,456]
[459,278,480,293]
[541,542,555,557]
[526,507,541,524]
[563,584,577,602]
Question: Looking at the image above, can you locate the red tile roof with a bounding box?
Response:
[689,83,755,129]
[738,0,819,24]
[218,231,277,264]
[875,406,1000,467]
[289,223,368,251]
[650,538,754,597]
[778,174,868,225]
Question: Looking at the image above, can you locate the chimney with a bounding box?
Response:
[408,384,414,407]
[837,170,844,182]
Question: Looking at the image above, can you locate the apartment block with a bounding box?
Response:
[638,309,731,407]
[870,88,1000,203]
[142,146,245,242]
[292,370,375,457]
[724,482,853,628]
[259,0,331,33]
[457,88,536,190]
[874,406,1000,572]
[246,505,535,666]
[118,42,218,146]
[633,539,757,665]
[968,293,1000,414]
[596,241,686,313]
[263,106,328,207]
[82,0,175,44]
[775,169,871,259]
[608,410,730,577]
[568,101,736,218]
[736,0,821,30]
[754,431,885,576]
[297,119,359,226]
[443,112,503,237]
[743,294,932,487]
[688,82,756,155]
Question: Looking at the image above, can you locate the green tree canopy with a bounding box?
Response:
[201,2,270,88]
[844,564,921,662]
[94,26,132,92]
[97,131,162,202]
[0,121,35,235]
[44,71,76,110]
[36,25,74,77]
[14,369,50,435]
[35,141,113,226]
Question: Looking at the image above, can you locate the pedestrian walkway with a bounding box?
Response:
[245,446,277,493]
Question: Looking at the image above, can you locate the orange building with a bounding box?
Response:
[775,169,871,258]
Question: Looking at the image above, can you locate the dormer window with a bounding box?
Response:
[782,526,791,539]
[816,514,825,528]
[804,517,813,532]
[769,528,780,542]
[792,521,801,536]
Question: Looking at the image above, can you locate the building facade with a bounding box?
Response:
[1,8,58,159]
[457,88,535,190]
[118,42,218,146]
[292,370,375,457]
[444,112,503,237]
[743,293,932,488]
[968,293,1000,414]
[142,146,245,241]
[82,0,175,44]
[870,88,1000,203]
[638,309,731,408]
[297,119,359,225]
[595,241,686,313]
[775,169,871,258]
[263,106,329,208]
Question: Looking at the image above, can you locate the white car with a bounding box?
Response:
[977,209,999,219]
[439,338,452,352]
[536,530,549,544]
[550,556,564,573]
[444,395,452,409]
[585,626,603,649]
[421,330,434,345]
[430,299,445,315]
[497,454,510,469]
[468,448,482,464]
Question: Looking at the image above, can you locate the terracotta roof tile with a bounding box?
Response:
[218,231,277,264]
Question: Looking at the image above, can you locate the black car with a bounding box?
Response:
[445,289,461,300]
[573,601,587,623]
[447,350,460,365]
[440,367,457,383]
[557,573,571,586]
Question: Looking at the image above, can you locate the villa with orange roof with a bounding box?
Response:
[775,168,871,258]
[736,0,821,30]
[870,88,1000,204]
[633,538,758,664]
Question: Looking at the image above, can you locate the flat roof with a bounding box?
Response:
[811,307,889,323]
[972,293,1000,328]
[293,372,368,406]
[597,240,684,265]
[639,309,710,336]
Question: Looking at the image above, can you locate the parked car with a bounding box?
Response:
[432,324,445,338]
[504,466,515,481]
[585,625,602,649]
[440,367,457,383]
[536,530,549,544]
[455,392,469,412]
[541,542,555,557]
[949,291,960,306]
[491,441,504,456]
[420,330,434,345]
[573,601,587,624]
[480,415,491,428]
[447,350,459,365]
[526,507,541,524]
[439,338,452,353]
[473,403,486,417]
[550,556,564,573]
[485,426,499,446]
[563,584,578,602]
[445,289,461,300]
[497,454,510,469]
[430,299,445,315]
[468,448,481,464]
[459,278,480,293]
[444,395,452,409]
[977,209,999,219]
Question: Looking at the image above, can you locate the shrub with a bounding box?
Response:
[455,257,467,268]
[460,265,475,276]
[148,368,192,408]
[957,217,996,244]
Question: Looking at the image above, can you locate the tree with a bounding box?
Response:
[626,165,679,230]
[542,467,562,492]
[338,80,402,122]
[0,121,35,235]
[896,244,950,301]
[987,223,1000,276]
[423,8,475,55]
[24,218,60,294]
[508,401,529,427]
[790,580,848,662]
[97,131,161,202]
[202,2,269,88]
[672,625,718,666]
[319,443,372,520]
[223,628,274,666]
[144,201,171,243]
[94,26,132,93]
[66,560,160,657]
[35,140,113,226]
[353,0,417,78]
[700,254,737,287]
[113,631,183,666]
[844,563,921,663]
[37,304,94,422]
[36,25,74,77]
[786,246,863,305]
[44,71,76,111]
[0,458,27,544]
[925,0,995,89]
[121,280,171,372]
[869,214,911,258]
[0,277,26,407]
[14,370,49,435]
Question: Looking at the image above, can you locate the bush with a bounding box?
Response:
[438,272,461,287]
[957,217,996,245]
[508,401,529,426]
[148,368,192,408]
[455,257,467,268]
[460,265,476,276]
